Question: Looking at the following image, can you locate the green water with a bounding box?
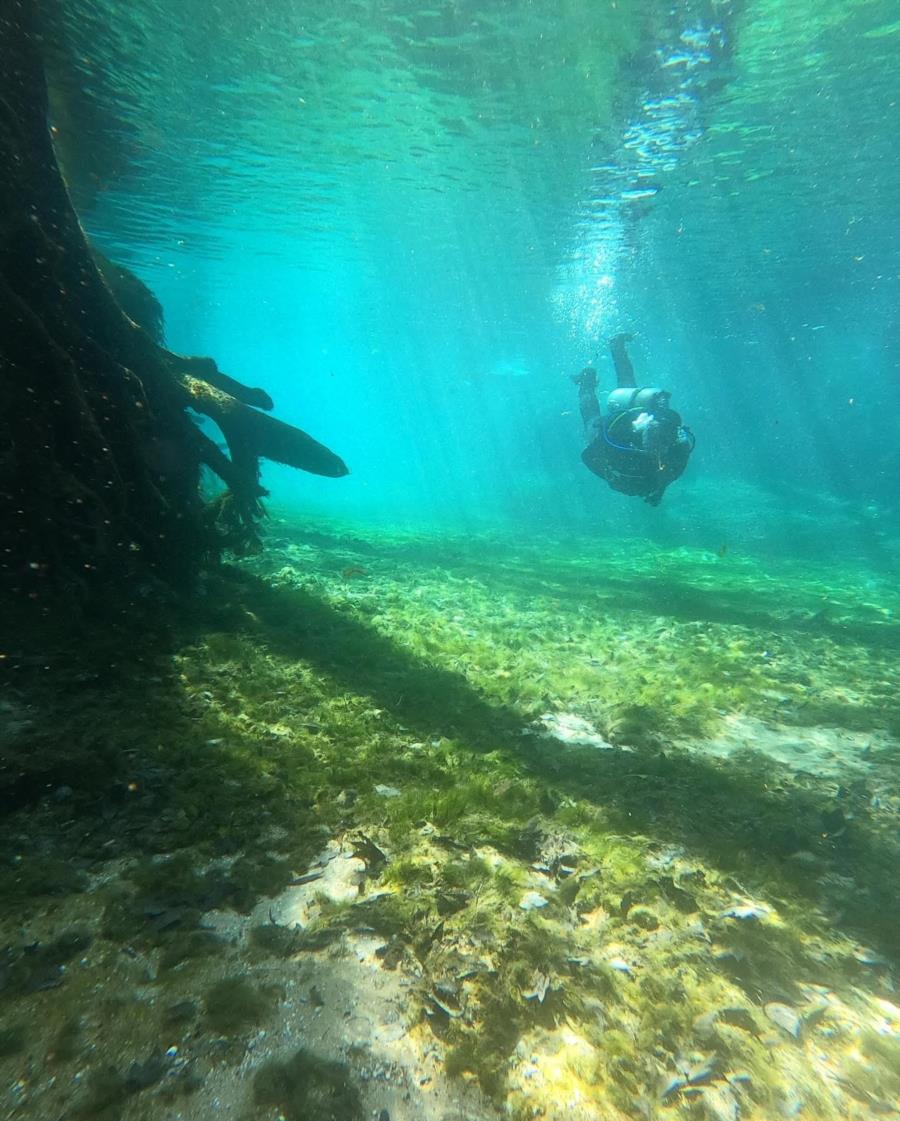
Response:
[3,0,900,1118]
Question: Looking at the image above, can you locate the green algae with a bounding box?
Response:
[0,856,88,901]
[71,1065,132,1120]
[204,976,275,1035]
[2,515,900,1120]
[843,1028,900,1105]
[0,1023,27,1057]
[49,1015,83,1062]
[252,1047,363,1121]
[249,920,305,957]
[0,928,92,998]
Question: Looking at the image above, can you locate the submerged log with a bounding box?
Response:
[0,0,348,606]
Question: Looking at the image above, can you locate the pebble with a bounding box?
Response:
[374,784,401,798]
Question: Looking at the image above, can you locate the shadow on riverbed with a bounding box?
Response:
[2,564,897,966]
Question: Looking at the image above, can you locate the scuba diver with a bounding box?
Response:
[572,333,694,506]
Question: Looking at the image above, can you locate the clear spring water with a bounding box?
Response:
[45,0,900,557]
[9,6,900,1119]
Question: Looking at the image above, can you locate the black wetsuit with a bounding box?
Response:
[577,337,693,506]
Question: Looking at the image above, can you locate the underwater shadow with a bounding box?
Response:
[0,598,325,899]
[603,575,900,652]
[451,559,900,654]
[269,524,900,653]
[229,569,899,960]
[218,569,523,748]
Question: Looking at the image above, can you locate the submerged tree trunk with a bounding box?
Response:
[0,0,347,610]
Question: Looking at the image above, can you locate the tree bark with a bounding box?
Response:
[0,0,348,607]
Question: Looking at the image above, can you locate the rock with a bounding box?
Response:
[660,1075,686,1100]
[685,1056,722,1085]
[659,876,698,913]
[778,1087,804,1117]
[693,1011,720,1041]
[720,902,770,921]
[701,1084,740,1121]
[719,1007,758,1034]
[124,1056,167,1093]
[519,891,549,911]
[765,1002,801,1039]
[801,1001,829,1030]
[523,971,551,1003]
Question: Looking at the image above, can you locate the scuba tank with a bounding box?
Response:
[604,386,678,458]
[605,387,670,417]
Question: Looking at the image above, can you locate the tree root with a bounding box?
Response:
[0,0,348,605]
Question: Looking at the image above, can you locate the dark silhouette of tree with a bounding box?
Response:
[0,0,348,609]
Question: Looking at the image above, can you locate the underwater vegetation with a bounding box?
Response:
[1,514,899,1119]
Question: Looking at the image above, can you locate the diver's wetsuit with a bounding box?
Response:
[576,335,693,506]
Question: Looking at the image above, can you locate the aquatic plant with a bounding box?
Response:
[204,976,275,1035]
[2,515,899,1120]
[253,1048,363,1121]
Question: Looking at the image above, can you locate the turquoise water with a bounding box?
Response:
[46,0,900,550]
[5,4,900,1120]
